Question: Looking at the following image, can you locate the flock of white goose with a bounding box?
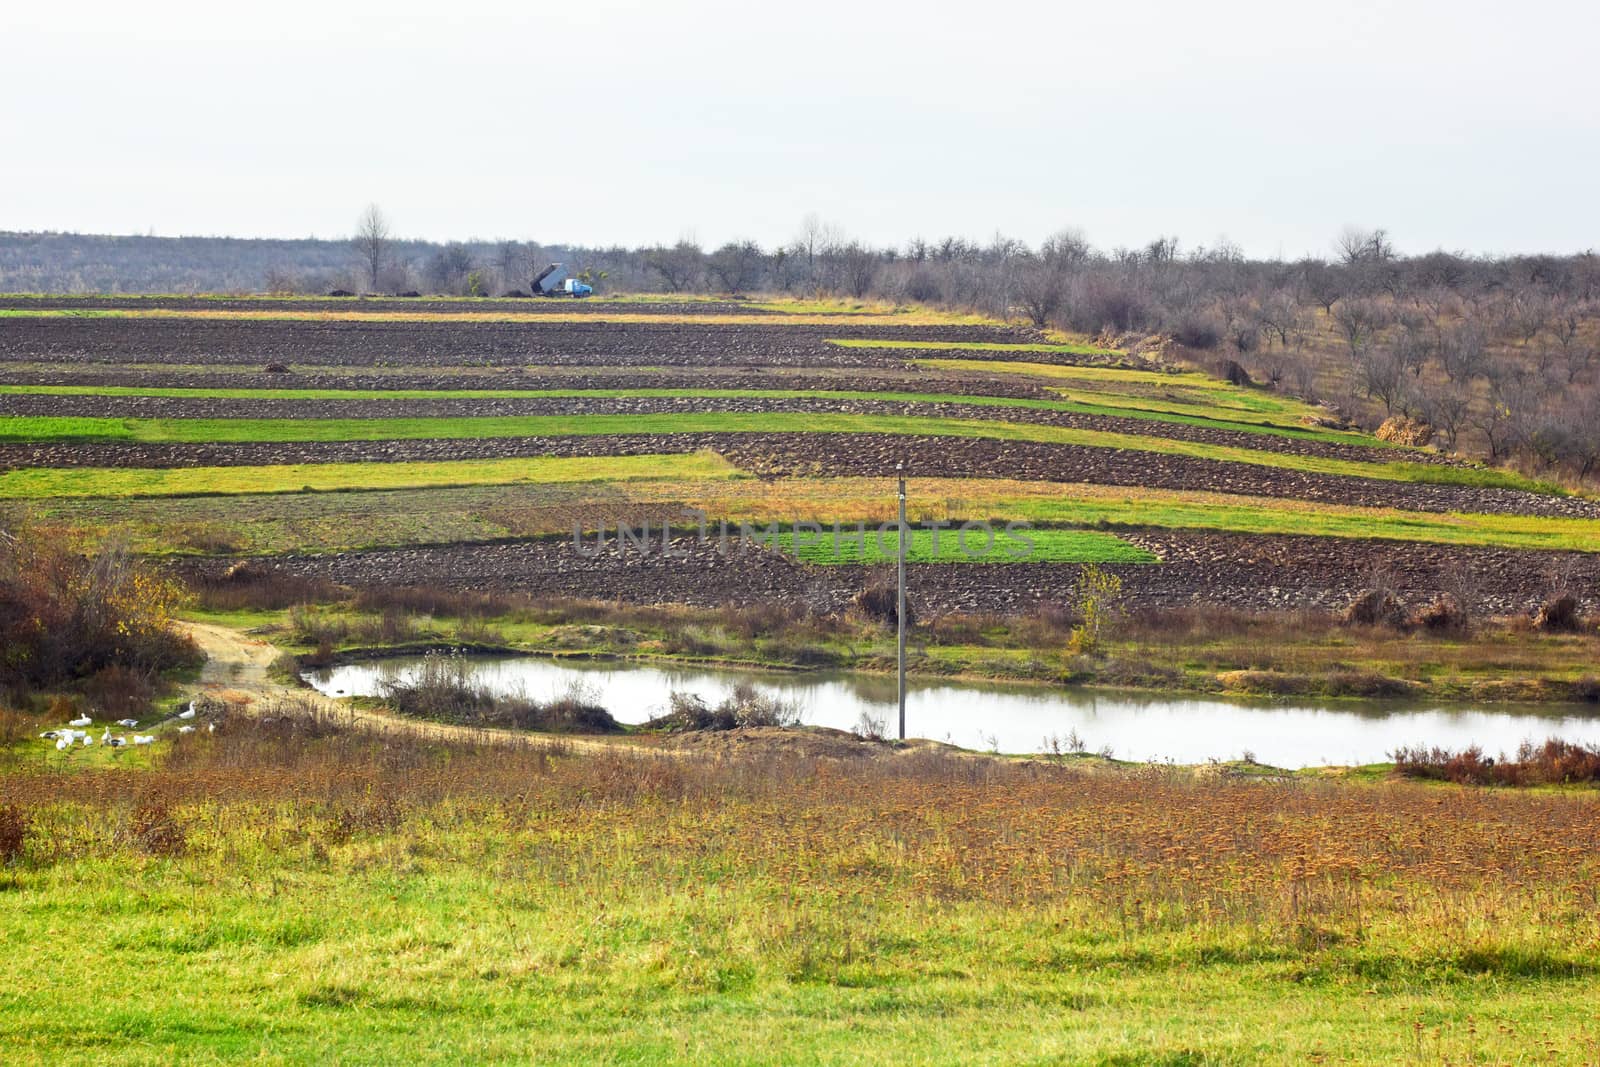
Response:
[39,702,212,752]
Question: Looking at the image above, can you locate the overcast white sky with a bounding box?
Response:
[3,0,1596,257]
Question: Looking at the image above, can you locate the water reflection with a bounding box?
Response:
[304,655,1600,769]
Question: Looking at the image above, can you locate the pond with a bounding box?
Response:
[302,654,1600,768]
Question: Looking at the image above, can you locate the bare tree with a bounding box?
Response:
[1558,398,1600,479]
[1253,290,1305,348]
[1390,315,1434,379]
[1438,321,1488,383]
[1478,366,1522,460]
[1015,254,1065,326]
[1300,259,1346,315]
[1014,231,1086,328]
[1421,383,1473,452]
[1548,299,1596,382]
[1335,226,1394,267]
[1506,291,1552,347]
[352,204,392,293]
[425,243,475,294]
[1358,344,1410,413]
[494,241,535,293]
[1333,298,1388,370]
[794,213,843,288]
[1284,349,1319,399]
[1335,227,1397,296]
[645,241,704,292]
[707,240,765,294]
[262,266,299,295]
[838,242,879,299]
[1563,345,1597,385]
[1219,296,1260,353]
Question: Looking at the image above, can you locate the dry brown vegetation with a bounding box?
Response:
[1393,738,1600,787]
[0,528,198,712]
[3,707,1598,951]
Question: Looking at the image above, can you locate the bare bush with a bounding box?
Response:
[648,683,801,732]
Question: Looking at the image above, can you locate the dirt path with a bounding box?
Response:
[180,621,637,753]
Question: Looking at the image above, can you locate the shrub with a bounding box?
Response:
[131,802,186,855]
[288,605,349,647]
[854,569,913,628]
[1343,587,1409,629]
[0,708,33,748]
[0,804,29,864]
[189,563,339,611]
[380,652,489,722]
[351,608,419,645]
[1170,312,1222,350]
[1534,594,1582,632]
[83,664,157,720]
[854,711,887,741]
[1067,565,1124,655]
[1392,738,1600,786]
[1214,358,1254,387]
[380,652,619,733]
[1325,670,1415,698]
[1412,594,1469,634]
[535,680,619,733]
[650,692,733,732]
[0,531,197,692]
[724,682,801,727]
[647,683,801,732]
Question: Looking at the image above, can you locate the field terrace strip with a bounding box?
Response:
[0,415,1578,521]
[23,477,1600,556]
[176,531,1600,617]
[0,316,1078,368]
[1,296,1595,614]
[0,390,1408,453]
[0,295,806,315]
[0,373,1383,443]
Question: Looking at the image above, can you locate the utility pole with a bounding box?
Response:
[896,462,907,742]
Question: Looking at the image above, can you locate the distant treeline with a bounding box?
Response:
[4,226,1598,328]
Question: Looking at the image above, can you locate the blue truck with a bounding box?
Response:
[531,263,593,298]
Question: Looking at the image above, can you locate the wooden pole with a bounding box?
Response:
[897,462,907,742]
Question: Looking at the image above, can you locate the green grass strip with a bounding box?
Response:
[769,526,1156,565]
[917,357,1347,426]
[915,358,1231,388]
[0,452,740,500]
[830,338,1117,356]
[1008,496,1600,554]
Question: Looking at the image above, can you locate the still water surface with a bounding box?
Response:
[303,655,1600,768]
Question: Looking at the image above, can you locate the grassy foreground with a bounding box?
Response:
[2,718,1598,1064]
